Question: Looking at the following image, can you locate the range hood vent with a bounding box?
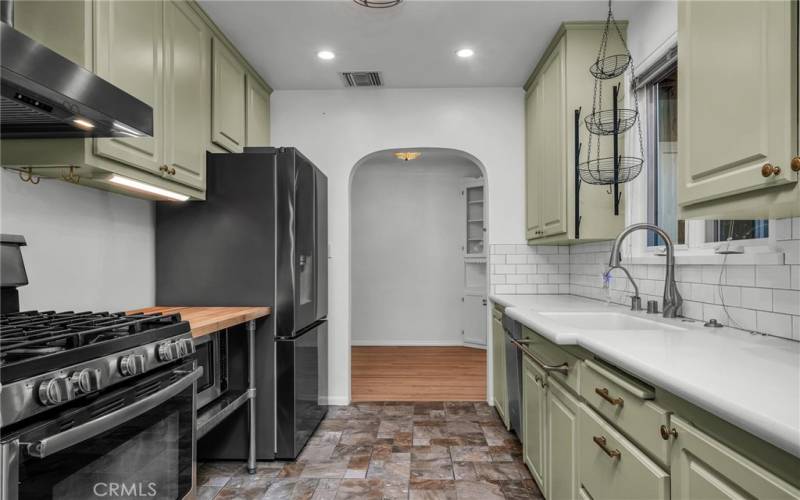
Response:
[341,72,383,88]
[0,22,153,138]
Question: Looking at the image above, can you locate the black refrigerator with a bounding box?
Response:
[156,147,328,460]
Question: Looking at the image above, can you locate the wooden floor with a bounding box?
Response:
[351,346,487,402]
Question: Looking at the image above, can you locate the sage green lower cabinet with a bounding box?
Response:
[491,313,509,428]
[522,356,547,490]
[670,416,800,500]
[545,378,579,500]
[580,404,670,500]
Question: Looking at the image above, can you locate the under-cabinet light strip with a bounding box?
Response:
[108,174,189,201]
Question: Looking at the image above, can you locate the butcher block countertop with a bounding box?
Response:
[128,306,271,338]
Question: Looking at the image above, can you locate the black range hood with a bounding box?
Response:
[0,5,153,139]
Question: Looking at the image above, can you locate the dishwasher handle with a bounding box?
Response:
[511,338,570,375]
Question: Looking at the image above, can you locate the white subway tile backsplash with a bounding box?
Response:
[756,311,792,337]
[741,287,773,311]
[773,290,800,315]
[492,221,800,340]
[755,266,791,289]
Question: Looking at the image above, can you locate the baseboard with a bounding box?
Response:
[351,339,467,347]
[322,395,350,406]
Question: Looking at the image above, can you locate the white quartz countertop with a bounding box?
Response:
[491,294,800,459]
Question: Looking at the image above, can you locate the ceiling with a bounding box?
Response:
[199,0,647,90]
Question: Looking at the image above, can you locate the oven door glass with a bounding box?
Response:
[15,366,197,500]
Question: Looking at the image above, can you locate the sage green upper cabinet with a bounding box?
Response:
[524,23,627,245]
[246,75,271,147]
[212,38,247,153]
[678,0,800,219]
[670,416,800,500]
[93,0,164,174]
[1,0,272,201]
[163,0,209,190]
[526,76,544,239]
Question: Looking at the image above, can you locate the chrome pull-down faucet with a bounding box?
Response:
[607,223,683,318]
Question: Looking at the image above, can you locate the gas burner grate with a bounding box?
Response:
[0,310,190,383]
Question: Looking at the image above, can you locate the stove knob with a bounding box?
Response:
[38,376,74,406]
[72,368,102,394]
[178,338,195,356]
[119,354,146,376]
[157,342,176,362]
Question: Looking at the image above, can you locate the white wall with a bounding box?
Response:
[627,0,677,64]
[0,169,155,312]
[351,156,481,346]
[271,87,524,403]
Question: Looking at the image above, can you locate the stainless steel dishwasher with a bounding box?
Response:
[502,314,523,440]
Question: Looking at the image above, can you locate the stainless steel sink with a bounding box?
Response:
[538,312,685,331]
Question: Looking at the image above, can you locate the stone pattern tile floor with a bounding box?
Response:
[197,402,543,499]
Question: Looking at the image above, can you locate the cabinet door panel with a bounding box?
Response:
[540,39,567,237]
[678,0,797,207]
[492,317,508,425]
[670,416,800,500]
[212,39,246,152]
[246,76,271,147]
[163,0,208,189]
[94,0,163,172]
[523,357,546,490]
[546,379,578,500]
[526,82,543,239]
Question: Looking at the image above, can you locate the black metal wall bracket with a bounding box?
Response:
[574,107,583,239]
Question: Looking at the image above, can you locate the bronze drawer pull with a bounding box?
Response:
[595,387,624,407]
[659,425,678,440]
[593,436,621,459]
[791,157,800,173]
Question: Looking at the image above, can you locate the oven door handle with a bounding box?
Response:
[22,367,202,459]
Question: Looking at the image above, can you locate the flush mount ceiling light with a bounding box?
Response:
[353,0,403,8]
[317,50,335,60]
[456,48,475,59]
[394,152,421,162]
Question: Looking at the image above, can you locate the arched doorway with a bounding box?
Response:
[348,148,490,401]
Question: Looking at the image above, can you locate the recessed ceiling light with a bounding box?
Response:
[456,48,474,59]
[317,50,335,60]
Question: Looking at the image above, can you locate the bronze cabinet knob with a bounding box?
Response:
[761,163,781,177]
[660,425,678,440]
[791,156,800,173]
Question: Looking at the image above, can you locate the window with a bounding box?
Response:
[644,64,684,247]
[639,48,768,250]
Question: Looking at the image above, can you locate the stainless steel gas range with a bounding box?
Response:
[0,235,200,500]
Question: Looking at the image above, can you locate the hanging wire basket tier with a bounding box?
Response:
[584,109,638,136]
[579,156,643,186]
[590,54,631,80]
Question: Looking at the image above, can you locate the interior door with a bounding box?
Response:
[163,0,208,189]
[462,293,486,346]
[93,0,163,172]
[678,0,797,207]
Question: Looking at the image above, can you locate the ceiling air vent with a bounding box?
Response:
[341,72,382,88]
